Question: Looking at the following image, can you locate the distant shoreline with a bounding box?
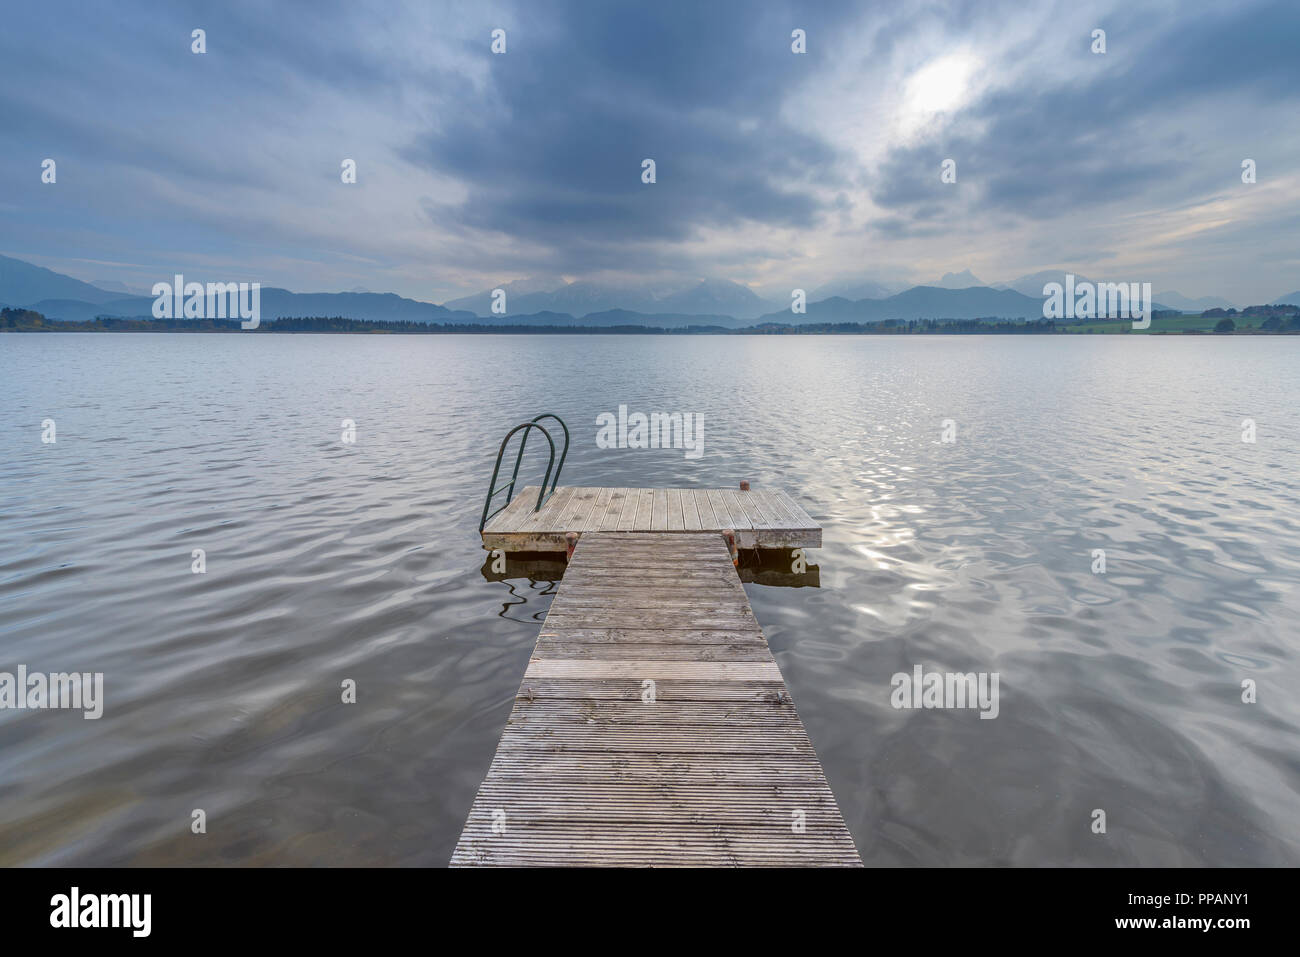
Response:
[3,309,1298,336]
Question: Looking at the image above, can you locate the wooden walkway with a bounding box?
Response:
[481,486,821,551]
[452,530,861,867]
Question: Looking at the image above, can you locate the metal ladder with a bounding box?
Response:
[478,414,570,532]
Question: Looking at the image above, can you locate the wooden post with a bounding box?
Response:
[565,531,579,561]
[722,529,738,566]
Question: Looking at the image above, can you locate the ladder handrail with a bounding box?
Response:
[479,420,560,532]
[513,413,569,500]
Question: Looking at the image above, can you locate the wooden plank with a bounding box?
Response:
[536,628,766,642]
[453,530,858,867]
[548,594,748,606]
[583,487,615,531]
[501,700,797,725]
[557,486,601,531]
[539,616,763,632]
[544,596,754,611]
[554,567,740,581]
[741,489,779,529]
[753,489,811,538]
[691,489,717,529]
[632,488,655,531]
[479,750,829,783]
[720,488,757,530]
[705,488,733,531]
[667,488,684,531]
[553,587,745,602]
[616,487,641,531]
[482,485,537,533]
[651,488,668,531]
[577,539,721,556]
[514,678,789,703]
[682,489,702,530]
[598,488,627,531]
[534,641,775,662]
[495,726,816,755]
[523,658,780,678]
[755,488,797,528]
[772,488,818,528]
[452,823,862,867]
[767,489,822,548]
[517,485,574,532]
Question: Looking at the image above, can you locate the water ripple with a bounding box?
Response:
[1,334,1297,865]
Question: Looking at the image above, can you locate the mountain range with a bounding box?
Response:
[0,255,478,325]
[444,277,776,319]
[3,254,1291,328]
[757,285,1049,325]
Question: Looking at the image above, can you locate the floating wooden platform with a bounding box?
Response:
[481,486,821,551]
[452,529,860,867]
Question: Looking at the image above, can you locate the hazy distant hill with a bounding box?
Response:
[449,279,667,317]
[446,277,773,319]
[0,255,481,323]
[931,269,985,289]
[29,290,477,324]
[993,270,1182,311]
[23,298,147,322]
[442,276,568,315]
[994,270,1100,297]
[0,254,125,305]
[256,290,476,324]
[656,279,774,318]
[759,285,1044,324]
[1154,290,1237,312]
[89,279,148,296]
[810,278,909,301]
[1272,291,1300,306]
[19,288,481,324]
[529,281,657,316]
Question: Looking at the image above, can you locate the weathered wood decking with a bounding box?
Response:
[452,530,860,867]
[482,486,821,551]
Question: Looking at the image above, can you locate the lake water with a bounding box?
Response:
[2,333,1298,866]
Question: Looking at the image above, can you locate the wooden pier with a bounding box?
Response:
[454,499,861,867]
[481,486,821,552]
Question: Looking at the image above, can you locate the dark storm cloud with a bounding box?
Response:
[403,1,861,254]
[0,0,437,210]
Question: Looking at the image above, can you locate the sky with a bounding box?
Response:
[2,0,1298,305]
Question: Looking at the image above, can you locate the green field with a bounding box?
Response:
[1062,314,1248,334]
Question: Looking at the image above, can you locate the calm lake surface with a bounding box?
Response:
[2,333,1298,866]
